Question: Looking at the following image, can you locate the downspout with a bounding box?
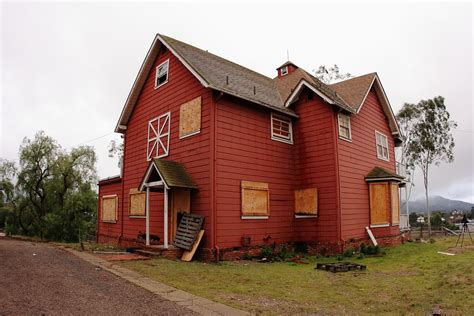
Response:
[332,109,343,250]
[120,133,126,245]
[211,91,221,261]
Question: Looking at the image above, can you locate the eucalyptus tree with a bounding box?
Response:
[313,64,353,84]
[403,96,457,237]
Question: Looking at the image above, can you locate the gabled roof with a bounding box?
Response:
[275,68,354,112]
[329,73,400,137]
[138,159,198,191]
[365,167,404,183]
[115,34,357,133]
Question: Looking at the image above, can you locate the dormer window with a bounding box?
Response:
[281,66,288,76]
[155,59,169,89]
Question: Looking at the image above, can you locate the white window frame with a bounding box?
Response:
[271,113,293,144]
[154,59,169,89]
[281,66,288,76]
[375,131,389,161]
[147,112,171,160]
[338,113,352,141]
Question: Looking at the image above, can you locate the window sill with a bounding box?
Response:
[101,220,117,224]
[154,80,168,90]
[339,136,352,143]
[180,130,201,139]
[376,155,390,162]
[241,215,269,220]
[370,224,390,228]
[129,216,146,219]
[295,214,318,219]
[271,136,293,145]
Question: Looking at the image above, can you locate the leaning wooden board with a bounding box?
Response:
[173,213,204,250]
[181,230,205,262]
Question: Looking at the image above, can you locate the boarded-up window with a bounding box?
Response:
[294,188,318,215]
[391,183,400,225]
[179,97,201,138]
[129,189,146,217]
[102,195,118,223]
[369,183,390,226]
[241,181,269,217]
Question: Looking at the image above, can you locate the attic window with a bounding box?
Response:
[281,66,288,76]
[271,113,293,144]
[155,59,169,89]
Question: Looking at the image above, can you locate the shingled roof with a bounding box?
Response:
[329,73,377,112]
[115,34,359,133]
[365,167,404,182]
[139,159,198,191]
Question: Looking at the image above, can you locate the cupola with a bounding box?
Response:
[276,61,298,77]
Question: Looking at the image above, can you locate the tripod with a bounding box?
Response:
[455,215,473,248]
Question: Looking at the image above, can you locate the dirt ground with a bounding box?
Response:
[0,238,196,315]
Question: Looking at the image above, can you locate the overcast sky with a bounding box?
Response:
[1,1,473,202]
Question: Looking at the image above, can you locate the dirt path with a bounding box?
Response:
[0,238,196,315]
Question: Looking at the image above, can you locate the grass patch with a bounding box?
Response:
[119,237,474,314]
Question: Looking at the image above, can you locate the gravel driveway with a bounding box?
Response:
[0,238,195,315]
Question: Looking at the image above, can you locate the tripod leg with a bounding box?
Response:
[461,227,465,248]
[455,228,462,247]
[466,225,473,244]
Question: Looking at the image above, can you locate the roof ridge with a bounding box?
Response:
[159,34,274,83]
[329,72,377,86]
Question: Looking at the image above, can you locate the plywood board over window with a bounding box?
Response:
[180,96,201,139]
[129,189,146,217]
[241,181,269,218]
[369,183,390,226]
[391,183,400,225]
[102,195,118,223]
[294,188,318,216]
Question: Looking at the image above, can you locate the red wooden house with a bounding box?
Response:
[97,34,405,260]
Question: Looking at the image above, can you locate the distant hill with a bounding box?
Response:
[405,196,474,213]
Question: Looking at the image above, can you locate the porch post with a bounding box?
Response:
[145,186,150,246]
[164,187,169,249]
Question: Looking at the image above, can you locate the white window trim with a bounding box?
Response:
[370,223,390,228]
[241,215,269,220]
[147,112,171,161]
[338,113,352,141]
[281,66,288,76]
[375,131,389,161]
[154,59,169,89]
[295,215,318,219]
[271,113,293,144]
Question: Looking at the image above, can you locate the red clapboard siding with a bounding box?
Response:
[98,48,214,247]
[214,95,296,249]
[337,89,398,240]
[97,178,122,240]
[292,90,339,242]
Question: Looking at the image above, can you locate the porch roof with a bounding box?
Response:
[139,159,198,191]
[365,167,404,183]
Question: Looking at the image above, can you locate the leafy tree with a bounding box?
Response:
[404,97,457,237]
[313,64,353,84]
[108,138,124,169]
[3,131,98,244]
[409,212,419,227]
[396,103,418,211]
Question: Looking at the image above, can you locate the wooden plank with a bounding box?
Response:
[365,226,378,246]
[173,213,204,250]
[179,97,201,138]
[369,182,389,225]
[294,188,318,215]
[181,230,205,262]
[241,181,269,216]
[391,183,400,224]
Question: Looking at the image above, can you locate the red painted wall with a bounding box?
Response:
[337,88,399,240]
[97,177,122,242]
[292,90,340,243]
[98,47,214,247]
[214,95,296,248]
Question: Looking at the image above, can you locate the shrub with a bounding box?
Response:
[342,247,355,257]
[360,243,367,254]
[242,253,253,260]
[294,241,308,253]
[357,253,366,260]
[336,254,344,261]
[259,246,274,259]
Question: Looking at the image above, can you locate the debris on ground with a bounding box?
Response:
[437,251,455,256]
[315,262,367,273]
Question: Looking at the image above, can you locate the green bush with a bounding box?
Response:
[259,246,274,259]
[294,241,308,253]
[343,247,355,257]
[242,253,253,260]
[336,254,344,261]
[357,253,366,260]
